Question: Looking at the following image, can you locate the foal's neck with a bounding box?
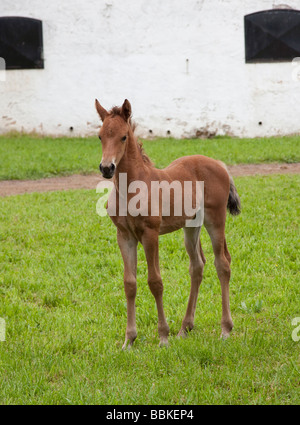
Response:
[115,127,147,184]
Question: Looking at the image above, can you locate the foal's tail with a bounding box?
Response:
[227,176,241,216]
[217,160,241,216]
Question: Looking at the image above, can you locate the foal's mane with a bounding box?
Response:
[109,106,153,166]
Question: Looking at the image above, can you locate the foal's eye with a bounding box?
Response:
[121,135,127,142]
[98,135,102,141]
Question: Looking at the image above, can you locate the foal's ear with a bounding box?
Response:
[121,99,132,122]
[95,99,108,122]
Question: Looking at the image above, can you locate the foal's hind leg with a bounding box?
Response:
[178,226,204,338]
[205,215,234,339]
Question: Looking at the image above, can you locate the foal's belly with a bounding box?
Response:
[158,216,189,235]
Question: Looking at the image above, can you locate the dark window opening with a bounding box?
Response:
[0,16,44,69]
[244,9,300,63]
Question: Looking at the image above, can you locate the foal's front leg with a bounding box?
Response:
[142,228,170,347]
[117,229,138,349]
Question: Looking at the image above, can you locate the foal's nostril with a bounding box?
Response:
[100,162,115,178]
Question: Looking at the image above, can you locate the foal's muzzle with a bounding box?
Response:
[99,162,115,179]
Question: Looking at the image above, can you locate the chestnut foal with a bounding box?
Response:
[95,99,241,349]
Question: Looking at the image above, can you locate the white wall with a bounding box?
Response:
[0,0,300,138]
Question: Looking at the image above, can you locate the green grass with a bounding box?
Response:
[0,175,299,404]
[0,133,299,180]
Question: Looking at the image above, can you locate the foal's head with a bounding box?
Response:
[95,99,132,179]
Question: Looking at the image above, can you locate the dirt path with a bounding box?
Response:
[0,163,299,197]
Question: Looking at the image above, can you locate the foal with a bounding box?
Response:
[95,99,241,348]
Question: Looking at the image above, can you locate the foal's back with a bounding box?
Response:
[156,154,231,210]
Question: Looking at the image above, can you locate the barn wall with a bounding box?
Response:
[0,0,299,138]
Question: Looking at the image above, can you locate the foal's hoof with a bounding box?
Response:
[159,337,169,348]
[122,341,134,351]
[220,331,230,340]
[177,329,188,339]
[122,338,136,350]
[221,321,233,340]
[220,326,233,340]
[177,324,193,339]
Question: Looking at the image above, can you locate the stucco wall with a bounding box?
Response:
[0,0,299,138]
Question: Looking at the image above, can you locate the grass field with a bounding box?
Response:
[0,173,299,404]
[0,133,300,180]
